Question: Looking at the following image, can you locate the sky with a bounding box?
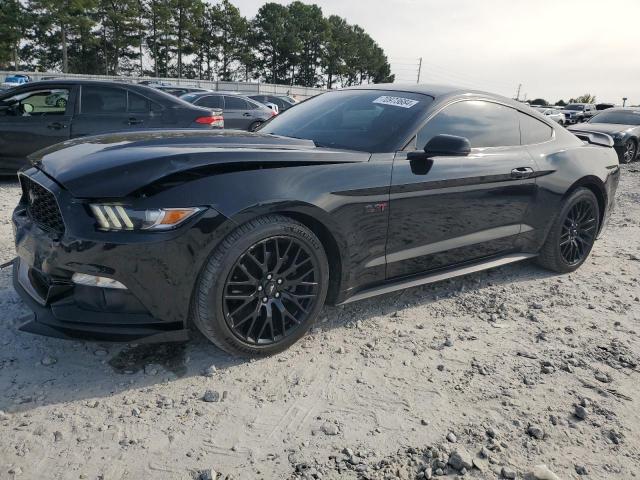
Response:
[230,0,640,105]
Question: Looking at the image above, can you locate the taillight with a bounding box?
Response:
[270,110,277,117]
[195,115,224,128]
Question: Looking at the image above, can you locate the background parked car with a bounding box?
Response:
[181,91,274,130]
[2,74,31,88]
[562,103,597,124]
[248,94,297,112]
[0,80,223,174]
[596,103,615,111]
[569,108,640,163]
[153,85,211,97]
[534,107,565,124]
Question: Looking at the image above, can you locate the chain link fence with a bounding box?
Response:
[0,71,325,99]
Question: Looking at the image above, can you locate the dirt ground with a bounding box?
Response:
[0,165,639,480]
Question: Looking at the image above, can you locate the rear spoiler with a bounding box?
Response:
[570,130,614,148]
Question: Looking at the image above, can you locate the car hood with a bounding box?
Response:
[31,129,370,198]
[561,110,582,115]
[568,123,632,135]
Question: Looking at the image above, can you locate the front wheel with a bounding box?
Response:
[192,215,329,357]
[536,188,600,273]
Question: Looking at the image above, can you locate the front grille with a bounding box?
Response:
[20,175,65,234]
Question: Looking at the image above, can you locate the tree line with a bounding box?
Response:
[0,0,394,88]
[528,94,597,106]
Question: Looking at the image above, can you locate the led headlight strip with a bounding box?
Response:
[89,204,201,231]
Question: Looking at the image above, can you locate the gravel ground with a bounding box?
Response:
[0,165,639,480]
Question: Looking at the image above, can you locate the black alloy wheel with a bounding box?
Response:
[537,188,600,273]
[192,215,329,357]
[559,199,597,265]
[223,236,321,345]
[622,140,637,164]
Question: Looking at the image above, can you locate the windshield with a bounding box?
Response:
[590,110,640,126]
[259,89,433,152]
[564,104,584,111]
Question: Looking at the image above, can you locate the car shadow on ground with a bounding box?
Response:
[0,255,556,414]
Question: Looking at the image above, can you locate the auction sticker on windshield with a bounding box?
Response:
[373,96,419,109]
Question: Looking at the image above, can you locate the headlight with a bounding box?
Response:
[89,204,202,231]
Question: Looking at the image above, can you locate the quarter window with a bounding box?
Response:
[417,100,520,149]
[128,92,154,113]
[519,112,553,144]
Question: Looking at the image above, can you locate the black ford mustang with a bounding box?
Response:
[12,85,620,356]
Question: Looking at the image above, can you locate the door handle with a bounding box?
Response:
[511,167,534,179]
[47,122,66,130]
[127,117,144,125]
[242,113,251,117]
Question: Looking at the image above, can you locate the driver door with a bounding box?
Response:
[0,85,75,173]
[386,100,538,279]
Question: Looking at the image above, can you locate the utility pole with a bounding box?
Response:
[623,97,628,107]
[515,84,522,101]
[417,57,422,84]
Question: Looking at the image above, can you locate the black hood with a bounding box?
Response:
[30,130,370,198]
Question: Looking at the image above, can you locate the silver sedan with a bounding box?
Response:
[535,107,565,125]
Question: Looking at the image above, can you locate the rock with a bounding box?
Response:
[574,405,588,420]
[94,349,108,356]
[0,410,10,421]
[448,448,473,471]
[594,371,611,383]
[202,390,220,403]
[527,424,544,440]
[473,456,488,472]
[575,464,588,475]
[501,466,516,479]
[424,467,433,479]
[336,346,345,354]
[444,337,454,347]
[421,419,429,426]
[541,365,555,374]
[198,468,218,480]
[144,364,158,376]
[203,365,217,377]
[531,464,561,480]
[41,355,57,366]
[131,407,141,417]
[8,466,23,475]
[320,422,339,436]
[53,431,63,442]
[446,431,457,443]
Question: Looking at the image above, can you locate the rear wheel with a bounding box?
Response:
[192,215,329,357]
[55,98,67,109]
[249,121,263,132]
[536,188,600,273]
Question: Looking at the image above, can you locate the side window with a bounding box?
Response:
[519,112,553,145]
[81,86,126,114]
[128,91,152,113]
[224,96,250,110]
[196,95,223,109]
[417,100,520,149]
[0,88,70,117]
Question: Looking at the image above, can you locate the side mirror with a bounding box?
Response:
[423,134,470,158]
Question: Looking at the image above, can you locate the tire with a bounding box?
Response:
[192,214,329,357]
[248,121,262,132]
[618,139,637,164]
[536,188,600,273]
[55,98,67,109]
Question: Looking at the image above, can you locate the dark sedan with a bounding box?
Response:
[12,85,619,356]
[180,91,274,131]
[0,80,223,174]
[569,108,640,163]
